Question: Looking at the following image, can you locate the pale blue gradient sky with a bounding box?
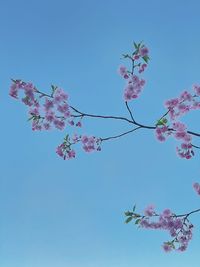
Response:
[1,0,200,266]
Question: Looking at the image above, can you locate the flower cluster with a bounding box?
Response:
[118,42,149,101]
[155,84,200,159]
[123,75,146,101]
[9,80,72,131]
[176,142,194,159]
[56,143,76,160]
[155,119,194,159]
[164,87,200,121]
[155,124,171,142]
[10,80,102,160]
[81,135,101,152]
[56,134,102,160]
[172,122,193,159]
[125,206,193,252]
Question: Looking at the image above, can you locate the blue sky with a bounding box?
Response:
[1,0,200,266]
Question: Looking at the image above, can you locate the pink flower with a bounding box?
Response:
[53,119,65,130]
[180,91,192,101]
[44,98,54,111]
[139,64,147,73]
[163,243,172,252]
[81,135,89,144]
[193,182,200,195]
[155,126,170,142]
[53,88,68,103]
[24,83,35,100]
[174,131,187,140]
[193,84,200,96]
[43,122,51,130]
[9,83,19,98]
[123,75,146,102]
[157,134,166,142]
[118,65,129,79]
[172,122,186,132]
[144,205,155,216]
[56,144,64,158]
[192,101,200,110]
[164,98,179,109]
[45,111,55,122]
[22,97,33,106]
[76,121,82,127]
[162,209,172,218]
[176,144,194,159]
[67,149,76,159]
[72,133,80,143]
[29,107,40,116]
[81,135,99,153]
[68,120,74,126]
[32,120,42,131]
[139,46,149,57]
[57,103,69,114]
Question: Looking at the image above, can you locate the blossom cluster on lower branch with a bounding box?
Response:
[155,86,200,159]
[125,179,200,252]
[155,122,194,159]
[125,205,194,252]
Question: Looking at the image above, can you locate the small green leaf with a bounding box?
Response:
[64,134,69,140]
[162,118,168,124]
[137,41,143,48]
[133,213,141,218]
[125,217,133,224]
[135,218,141,224]
[142,55,149,63]
[122,54,129,58]
[27,116,33,121]
[156,120,163,126]
[133,205,136,212]
[133,42,138,49]
[124,211,133,216]
[156,117,168,126]
[51,85,57,97]
[11,78,16,83]
[171,242,175,249]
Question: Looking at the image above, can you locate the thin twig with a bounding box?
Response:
[175,208,200,218]
[70,105,135,124]
[192,144,200,149]
[101,126,142,141]
[125,101,136,123]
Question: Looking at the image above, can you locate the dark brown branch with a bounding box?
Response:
[34,87,200,139]
[125,101,136,123]
[187,130,200,137]
[192,144,200,149]
[70,105,135,124]
[101,126,142,141]
[175,208,200,218]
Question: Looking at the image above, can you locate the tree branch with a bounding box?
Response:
[101,126,142,141]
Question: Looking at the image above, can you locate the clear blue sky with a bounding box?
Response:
[1,0,200,266]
